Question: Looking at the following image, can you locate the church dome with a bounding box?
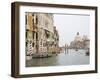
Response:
[74,32,82,42]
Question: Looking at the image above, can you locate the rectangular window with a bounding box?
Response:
[25,13,27,25]
[33,32,34,39]
[32,42,35,47]
[36,15,38,25]
[26,31,27,39]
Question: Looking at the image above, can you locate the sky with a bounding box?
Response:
[53,14,90,47]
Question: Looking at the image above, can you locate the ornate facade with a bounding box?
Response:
[25,13,59,57]
[69,32,90,49]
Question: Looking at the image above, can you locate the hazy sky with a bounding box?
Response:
[53,14,90,46]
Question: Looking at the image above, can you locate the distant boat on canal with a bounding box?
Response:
[85,48,90,56]
[75,48,78,51]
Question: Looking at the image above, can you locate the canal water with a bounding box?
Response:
[26,49,90,67]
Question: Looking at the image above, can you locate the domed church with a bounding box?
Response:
[74,32,82,42]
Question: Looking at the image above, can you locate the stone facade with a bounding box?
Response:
[25,13,37,56]
[25,13,59,56]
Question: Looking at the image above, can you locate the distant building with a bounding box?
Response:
[69,41,76,49]
[74,32,82,42]
[69,32,90,49]
[82,35,90,49]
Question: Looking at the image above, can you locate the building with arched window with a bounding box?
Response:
[25,13,59,59]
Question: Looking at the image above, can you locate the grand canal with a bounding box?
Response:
[26,49,89,67]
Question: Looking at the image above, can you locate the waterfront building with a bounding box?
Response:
[69,41,76,49]
[69,32,90,49]
[52,26,59,53]
[74,32,83,49]
[25,13,59,57]
[82,35,90,49]
[36,13,54,54]
[25,13,38,56]
[74,32,82,42]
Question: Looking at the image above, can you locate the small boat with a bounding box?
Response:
[86,49,89,56]
[86,51,90,56]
